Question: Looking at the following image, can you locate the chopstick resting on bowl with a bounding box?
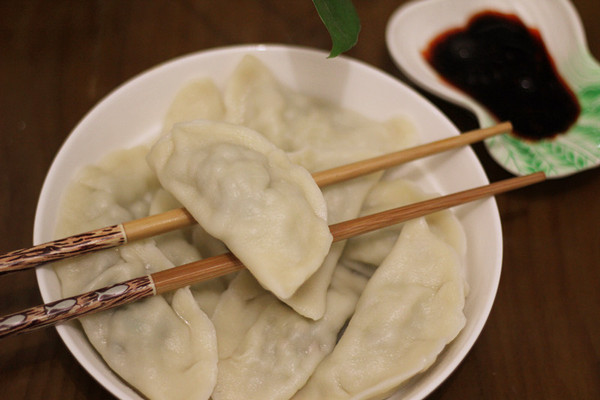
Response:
[0,122,512,274]
[0,171,546,338]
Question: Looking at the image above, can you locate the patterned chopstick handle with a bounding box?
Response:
[0,275,155,338]
[0,224,126,274]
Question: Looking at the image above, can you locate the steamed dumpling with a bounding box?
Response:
[162,78,225,133]
[82,288,218,400]
[221,55,417,319]
[279,174,382,320]
[223,55,417,161]
[343,178,467,269]
[210,270,274,359]
[212,266,367,400]
[147,188,230,318]
[147,119,332,300]
[52,146,219,400]
[294,219,467,400]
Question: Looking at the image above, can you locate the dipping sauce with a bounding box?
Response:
[423,11,580,140]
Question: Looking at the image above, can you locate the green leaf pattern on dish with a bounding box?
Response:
[485,83,600,178]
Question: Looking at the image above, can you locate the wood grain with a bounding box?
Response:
[0,0,598,399]
[0,224,126,274]
[0,276,155,338]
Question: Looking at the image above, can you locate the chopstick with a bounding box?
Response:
[0,171,545,338]
[0,122,512,275]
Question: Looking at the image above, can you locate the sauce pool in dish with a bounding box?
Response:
[423,11,580,141]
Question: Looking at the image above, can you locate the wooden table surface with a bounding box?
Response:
[1,1,598,399]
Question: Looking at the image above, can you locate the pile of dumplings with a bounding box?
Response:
[53,56,468,400]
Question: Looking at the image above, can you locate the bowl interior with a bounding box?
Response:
[34,44,502,400]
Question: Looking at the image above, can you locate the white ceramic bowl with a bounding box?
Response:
[34,44,502,399]
[386,0,600,178]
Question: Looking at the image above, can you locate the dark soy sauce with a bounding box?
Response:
[423,11,580,140]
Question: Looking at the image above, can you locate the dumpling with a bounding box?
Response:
[52,146,219,400]
[221,55,418,319]
[147,119,332,300]
[223,55,417,162]
[82,287,218,400]
[210,270,274,359]
[148,188,229,318]
[294,218,467,400]
[162,78,225,133]
[211,265,367,400]
[343,178,467,269]
[280,174,382,320]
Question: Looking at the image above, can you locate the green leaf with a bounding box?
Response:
[313,0,361,57]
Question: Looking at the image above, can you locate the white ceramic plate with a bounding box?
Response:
[34,44,502,399]
[386,0,600,178]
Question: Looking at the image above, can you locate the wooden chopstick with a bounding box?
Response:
[0,122,512,274]
[311,121,511,186]
[0,171,545,338]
